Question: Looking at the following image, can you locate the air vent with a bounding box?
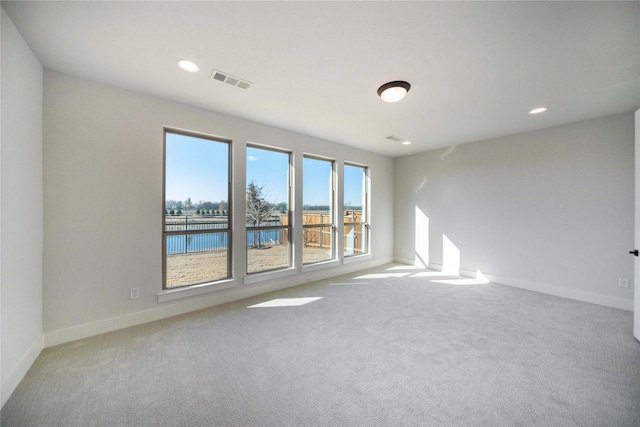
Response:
[385,135,403,142]
[225,77,239,86]
[210,69,252,90]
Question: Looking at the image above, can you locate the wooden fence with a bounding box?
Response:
[343,211,366,254]
[279,210,365,254]
[164,211,365,254]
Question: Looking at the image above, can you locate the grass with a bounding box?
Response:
[166,244,332,288]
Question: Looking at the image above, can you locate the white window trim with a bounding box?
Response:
[302,258,340,272]
[302,154,337,266]
[343,162,370,258]
[342,253,372,264]
[157,278,237,303]
[243,267,297,285]
[163,128,233,290]
[245,143,293,276]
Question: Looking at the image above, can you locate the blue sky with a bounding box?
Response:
[246,146,288,205]
[343,164,365,208]
[165,133,229,204]
[166,132,364,208]
[303,157,332,206]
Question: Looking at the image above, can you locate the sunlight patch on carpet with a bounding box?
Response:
[431,278,489,286]
[354,273,411,279]
[247,297,323,308]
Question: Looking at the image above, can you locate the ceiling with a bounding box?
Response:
[3,1,639,157]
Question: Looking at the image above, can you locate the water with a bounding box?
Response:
[166,225,283,254]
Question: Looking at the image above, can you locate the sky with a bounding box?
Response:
[165,132,229,204]
[165,132,365,208]
[246,146,289,204]
[302,157,333,206]
[343,164,365,208]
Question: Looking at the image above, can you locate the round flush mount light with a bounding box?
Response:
[529,107,548,115]
[377,81,411,103]
[177,59,200,73]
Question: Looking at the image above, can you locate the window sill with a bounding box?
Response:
[157,278,237,303]
[244,267,298,285]
[343,253,372,264]
[301,258,340,273]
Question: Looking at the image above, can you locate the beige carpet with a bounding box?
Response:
[2,264,639,426]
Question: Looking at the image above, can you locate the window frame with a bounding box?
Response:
[343,162,370,257]
[302,154,336,265]
[162,128,232,290]
[245,144,293,275]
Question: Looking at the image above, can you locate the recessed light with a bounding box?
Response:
[402,141,412,145]
[377,81,411,103]
[529,107,548,115]
[177,59,200,73]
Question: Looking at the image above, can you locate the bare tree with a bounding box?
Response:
[165,199,181,210]
[199,201,216,211]
[246,181,272,248]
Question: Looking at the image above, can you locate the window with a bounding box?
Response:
[343,163,369,256]
[246,145,292,274]
[163,130,231,288]
[302,156,335,264]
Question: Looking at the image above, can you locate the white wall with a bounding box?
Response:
[394,113,635,310]
[43,71,394,344]
[1,10,44,407]
[634,109,640,340]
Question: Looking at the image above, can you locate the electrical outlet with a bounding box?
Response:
[618,278,630,289]
[130,287,140,299]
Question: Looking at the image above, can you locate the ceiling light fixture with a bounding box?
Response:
[377,81,411,103]
[402,141,412,145]
[529,107,548,115]
[177,59,200,73]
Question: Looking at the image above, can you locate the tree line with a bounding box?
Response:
[166,198,228,211]
[166,188,361,219]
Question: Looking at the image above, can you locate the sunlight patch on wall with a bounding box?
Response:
[415,206,429,267]
[247,297,323,308]
[475,270,489,283]
[442,234,460,274]
[440,145,456,160]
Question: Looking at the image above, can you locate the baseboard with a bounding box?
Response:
[428,262,443,271]
[393,257,420,266]
[399,261,633,312]
[427,262,461,274]
[1,334,44,408]
[475,271,634,311]
[44,256,393,348]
